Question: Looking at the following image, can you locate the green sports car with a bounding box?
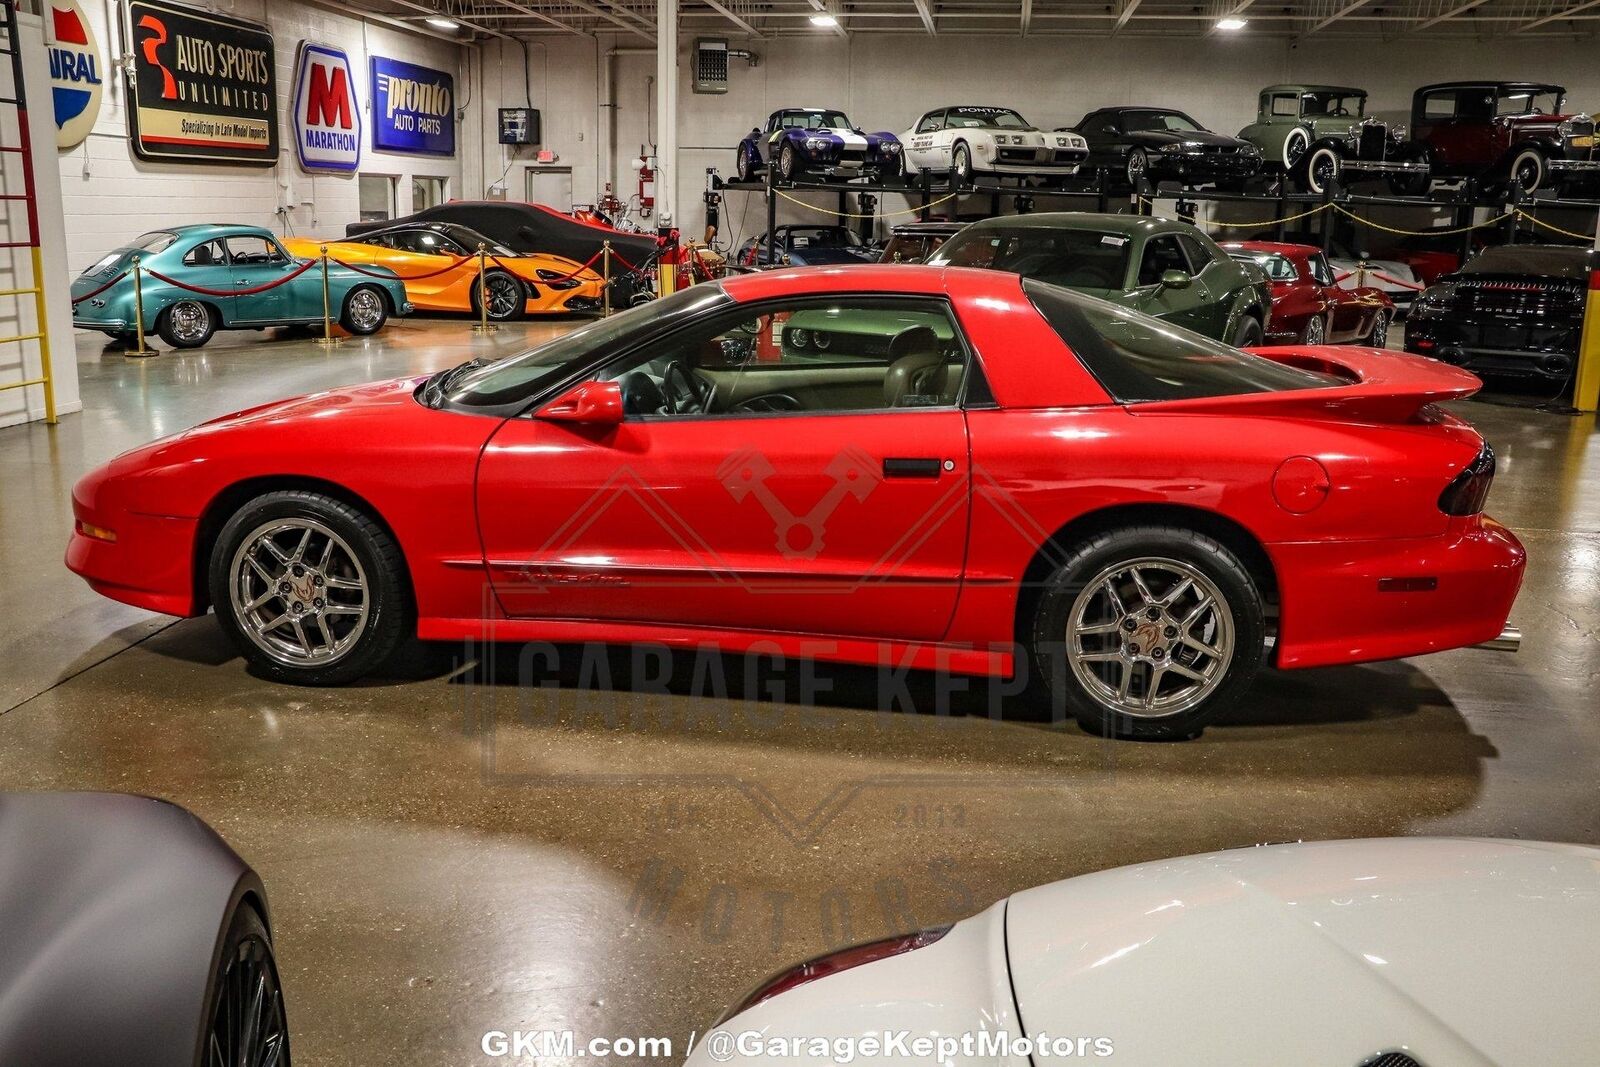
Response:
[71,224,413,349]
[927,213,1272,346]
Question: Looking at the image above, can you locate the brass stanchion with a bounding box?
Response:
[473,242,498,334]
[130,255,151,357]
[602,240,612,317]
[313,245,340,346]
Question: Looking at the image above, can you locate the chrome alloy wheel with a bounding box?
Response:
[1369,311,1390,348]
[168,300,210,344]
[1066,556,1234,718]
[1304,315,1325,345]
[229,518,369,667]
[347,288,384,331]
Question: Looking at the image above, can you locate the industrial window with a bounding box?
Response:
[358,174,397,222]
[412,176,448,211]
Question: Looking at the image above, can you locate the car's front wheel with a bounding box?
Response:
[778,142,803,182]
[1229,313,1265,347]
[1126,148,1150,189]
[205,904,290,1067]
[951,143,974,187]
[736,146,757,183]
[209,490,410,685]
[1506,147,1546,193]
[158,300,217,348]
[1029,525,1266,740]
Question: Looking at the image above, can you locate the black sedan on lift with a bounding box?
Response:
[1066,106,1263,191]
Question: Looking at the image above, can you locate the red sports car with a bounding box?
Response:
[1223,241,1395,348]
[66,266,1524,740]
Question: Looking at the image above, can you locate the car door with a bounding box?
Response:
[223,235,299,323]
[1133,234,1212,334]
[906,110,946,172]
[1308,252,1362,340]
[1176,234,1227,337]
[176,237,236,322]
[474,293,974,643]
[387,228,466,306]
[1079,112,1125,173]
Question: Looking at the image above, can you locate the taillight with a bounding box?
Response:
[1439,443,1495,516]
[717,926,951,1023]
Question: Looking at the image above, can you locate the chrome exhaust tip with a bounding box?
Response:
[1474,625,1521,653]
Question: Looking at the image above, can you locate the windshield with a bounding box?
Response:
[443,285,728,408]
[946,107,1030,129]
[778,110,851,130]
[930,225,1129,290]
[1120,110,1203,133]
[1461,246,1595,280]
[1497,88,1563,116]
[1024,279,1337,403]
[131,231,179,253]
[1228,251,1298,282]
[1301,92,1365,118]
[441,225,517,257]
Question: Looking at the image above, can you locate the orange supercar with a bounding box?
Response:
[284,221,605,321]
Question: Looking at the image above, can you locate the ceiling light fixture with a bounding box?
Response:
[1215,16,1247,28]
[425,15,460,30]
[809,13,839,26]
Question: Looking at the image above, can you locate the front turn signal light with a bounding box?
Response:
[76,520,118,543]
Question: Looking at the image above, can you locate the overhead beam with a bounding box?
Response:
[1517,0,1600,29]
[476,0,589,36]
[1020,0,1032,35]
[350,0,515,39]
[1412,0,1490,30]
[1305,0,1373,32]
[912,0,937,32]
[1110,0,1142,34]
[698,0,765,35]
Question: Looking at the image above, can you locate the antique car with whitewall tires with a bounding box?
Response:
[1238,84,1427,195]
[1406,244,1594,381]
[0,792,288,1067]
[736,108,904,183]
[900,106,1089,185]
[928,212,1272,346]
[72,224,411,349]
[1068,106,1262,191]
[1406,82,1600,195]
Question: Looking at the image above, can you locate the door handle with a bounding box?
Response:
[883,457,942,478]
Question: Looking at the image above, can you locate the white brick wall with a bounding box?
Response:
[55,0,468,275]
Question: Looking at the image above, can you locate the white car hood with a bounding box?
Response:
[1005,838,1600,1066]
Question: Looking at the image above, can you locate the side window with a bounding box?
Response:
[1307,254,1336,286]
[223,236,285,266]
[1177,234,1216,273]
[1422,92,1457,121]
[182,239,228,267]
[1083,114,1116,137]
[1271,94,1298,117]
[916,112,942,133]
[596,298,970,418]
[1138,236,1191,286]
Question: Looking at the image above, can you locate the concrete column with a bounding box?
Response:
[655,0,678,227]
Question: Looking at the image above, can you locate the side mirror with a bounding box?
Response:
[537,380,624,426]
[1158,269,1193,291]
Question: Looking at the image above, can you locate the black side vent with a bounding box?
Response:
[1361,1053,1423,1067]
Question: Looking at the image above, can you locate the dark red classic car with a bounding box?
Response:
[1406,82,1600,194]
[1222,241,1395,347]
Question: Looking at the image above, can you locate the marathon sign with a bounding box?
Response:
[126,0,277,166]
[370,55,455,156]
[292,42,360,172]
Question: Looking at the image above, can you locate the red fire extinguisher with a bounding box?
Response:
[636,152,656,218]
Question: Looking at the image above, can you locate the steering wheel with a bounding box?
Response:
[1333,106,1350,117]
[662,359,711,414]
[731,393,803,413]
[619,371,668,415]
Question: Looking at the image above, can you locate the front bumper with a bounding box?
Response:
[1549,158,1600,173]
[1271,515,1525,669]
[1154,154,1261,181]
[1342,158,1429,173]
[66,467,201,617]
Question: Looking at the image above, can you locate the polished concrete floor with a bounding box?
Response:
[2,318,1599,1065]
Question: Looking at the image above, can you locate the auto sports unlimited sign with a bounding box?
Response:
[370,56,455,156]
[126,0,277,166]
[292,42,360,172]
[49,0,104,148]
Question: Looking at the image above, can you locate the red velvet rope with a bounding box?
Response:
[331,255,473,281]
[144,258,317,297]
[71,270,129,305]
[1333,269,1425,291]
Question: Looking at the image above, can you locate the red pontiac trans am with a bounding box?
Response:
[66,266,1524,740]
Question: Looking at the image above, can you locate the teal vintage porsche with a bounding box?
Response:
[71,224,413,349]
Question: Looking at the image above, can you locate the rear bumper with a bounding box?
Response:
[1272,515,1525,669]
[1406,308,1579,378]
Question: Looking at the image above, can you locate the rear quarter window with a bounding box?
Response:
[1024,278,1338,402]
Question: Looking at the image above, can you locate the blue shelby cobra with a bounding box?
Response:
[736,107,903,184]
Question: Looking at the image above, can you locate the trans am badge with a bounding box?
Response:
[49,0,104,148]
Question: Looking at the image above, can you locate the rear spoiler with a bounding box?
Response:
[1130,345,1483,423]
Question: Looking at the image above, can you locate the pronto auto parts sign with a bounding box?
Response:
[49,0,103,148]
[292,42,359,172]
[370,55,455,156]
[126,0,277,166]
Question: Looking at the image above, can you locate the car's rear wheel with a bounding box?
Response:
[209,490,410,685]
[1229,313,1265,347]
[1364,309,1391,347]
[339,285,388,335]
[204,904,290,1067]
[159,300,217,348]
[1029,526,1266,740]
[475,270,526,322]
[1300,314,1326,345]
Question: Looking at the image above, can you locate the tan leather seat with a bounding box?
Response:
[882,325,946,406]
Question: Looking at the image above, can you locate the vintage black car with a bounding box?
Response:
[1406,244,1595,380]
[1406,82,1600,195]
[1066,106,1262,191]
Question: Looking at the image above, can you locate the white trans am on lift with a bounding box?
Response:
[901,106,1091,185]
[686,838,1600,1066]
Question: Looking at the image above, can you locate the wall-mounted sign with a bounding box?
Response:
[126,0,277,166]
[48,0,104,148]
[370,56,455,156]
[292,42,359,172]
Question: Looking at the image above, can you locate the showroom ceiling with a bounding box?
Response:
[345,0,1600,39]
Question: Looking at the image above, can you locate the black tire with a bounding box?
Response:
[338,285,389,335]
[1300,314,1326,346]
[736,146,757,183]
[952,142,974,188]
[779,142,802,183]
[1126,148,1150,189]
[205,904,290,1067]
[1027,525,1267,740]
[1282,126,1311,172]
[208,490,411,686]
[1364,308,1391,347]
[1229,313,1265,347]
[158,299,217,349]
[1388,150,1431,197]
[474,270,526,322]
